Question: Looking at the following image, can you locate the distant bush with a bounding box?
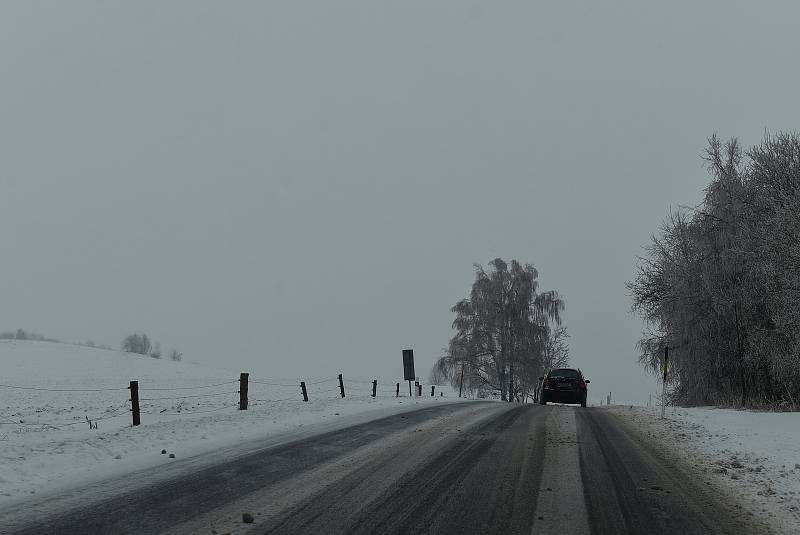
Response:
[122,333,153,355]
[121,334,174,360]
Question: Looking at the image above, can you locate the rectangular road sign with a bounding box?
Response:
[403,349,415,381]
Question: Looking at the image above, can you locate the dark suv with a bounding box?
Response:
[539,368,589,407]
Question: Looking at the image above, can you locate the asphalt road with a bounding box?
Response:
[3,403,771,535]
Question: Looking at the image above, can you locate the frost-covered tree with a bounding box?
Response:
[629,132,800,407]
[437,259,566,401]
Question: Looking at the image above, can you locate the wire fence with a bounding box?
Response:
[0,374,449,430]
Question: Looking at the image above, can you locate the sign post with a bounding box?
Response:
[661,345,669,419]
[402,349,415,398]
[459,361,465,398]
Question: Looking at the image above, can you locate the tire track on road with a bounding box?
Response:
[260,405,547,535]
[576,408,771,535]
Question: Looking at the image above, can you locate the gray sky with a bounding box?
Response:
[2,1,799,403]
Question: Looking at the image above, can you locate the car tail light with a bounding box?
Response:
[579,381,587,391]
[543,378,552,388]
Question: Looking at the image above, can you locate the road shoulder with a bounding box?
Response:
[605,405,788,534]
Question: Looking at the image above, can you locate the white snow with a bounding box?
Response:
[609,404,800,534]
[0,340,462,509]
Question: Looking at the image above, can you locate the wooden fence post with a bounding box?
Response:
[239,372,249,410]
[417,383,422,397]
[338,374,345,398]
[396,382,400,397]
[129,380,140,426]
[301,381,308,402]
[431,385,435,397]
[372,380,377,398]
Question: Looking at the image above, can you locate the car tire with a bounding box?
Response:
[580,395,587,408]
[539,395,547,406]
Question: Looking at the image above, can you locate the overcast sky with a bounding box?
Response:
[2,1,799,403]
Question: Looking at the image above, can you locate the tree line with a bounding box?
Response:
[629,133,800,407]
[434,258,569,401]
[0,328,60,343]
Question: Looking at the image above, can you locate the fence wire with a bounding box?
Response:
[139,380,238,391]
[0,383,127,392]
[139,391,239,401]
[307,377,339,385]
[1,374,425,428]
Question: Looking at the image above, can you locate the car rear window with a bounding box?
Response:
[549,369,579,379]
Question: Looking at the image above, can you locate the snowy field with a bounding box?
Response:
[610,404,800,534]
[0,340,461,508]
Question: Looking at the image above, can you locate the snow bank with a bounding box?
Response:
[609,404,800,534]
[0,340,462,508]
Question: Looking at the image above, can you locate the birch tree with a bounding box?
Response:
[438,258,565,401]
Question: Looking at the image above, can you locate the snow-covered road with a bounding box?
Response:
[2,404,772,535]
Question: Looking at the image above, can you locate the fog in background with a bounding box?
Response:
[3,1,799,403]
